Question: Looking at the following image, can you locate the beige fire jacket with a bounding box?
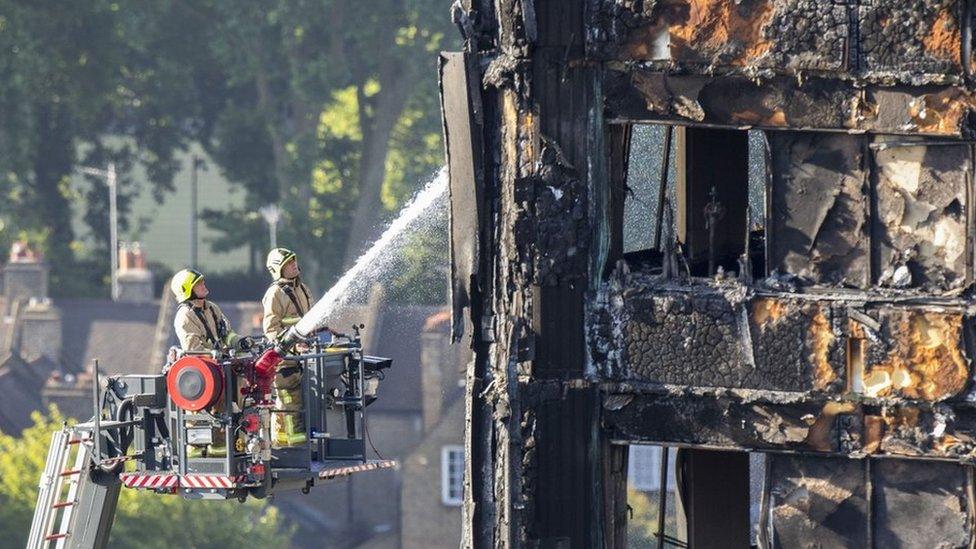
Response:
[174,300,239,352]
[262,278,313,341]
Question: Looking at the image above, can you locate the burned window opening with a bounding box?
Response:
[763,455,974,548]
[681,128,750,277]
[626,444,681,547]
[615,125,767,279]
[768,132,870,288]
[871,137,972,292]
[625,445,765,548]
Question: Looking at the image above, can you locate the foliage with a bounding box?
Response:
[0,0,199,288]
[153,0,455,287]
[0,0,456,298]
[0,407,290,548]
[627,487,678,548]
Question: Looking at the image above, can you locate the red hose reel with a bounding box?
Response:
[166,356,224,411]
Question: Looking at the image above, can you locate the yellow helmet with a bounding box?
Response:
[266,248,297,280]
[170,269,205,302]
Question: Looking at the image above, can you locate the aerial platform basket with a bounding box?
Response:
[28,328,396,548]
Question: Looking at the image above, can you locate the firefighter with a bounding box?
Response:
[262,248,312,447]
[170,268,252,458]
[171,268,251,354]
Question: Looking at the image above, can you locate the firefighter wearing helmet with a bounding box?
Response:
[171,268,251,354]
[170,268,252,458]
[262,248,312,447]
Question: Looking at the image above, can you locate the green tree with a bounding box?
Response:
[0,0,206,296]
[0,408,289,548]
[189,0,454,286]
[627,487,678,548]
[0,0,453,298]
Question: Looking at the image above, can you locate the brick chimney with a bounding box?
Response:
[420,310,463,432]
[42,367,94,420]
[19,297,61,363]
[116,242,154,303]
[3,241,48,306]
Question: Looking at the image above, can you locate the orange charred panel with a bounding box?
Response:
[665,0,774,65]
[863,415,884,454]
[908,88,976,136]
[864,312,968,401]
[728,107,787,127]
[752,297,788,326]
[810,308,836,391]
[803,401,857,452]
[922,8,962,61]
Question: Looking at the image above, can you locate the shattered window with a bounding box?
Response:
[750,453,766,546]
[624,124,678,254]
[747,130,766,233]
[627,445,680,547]
[622,126,767,279]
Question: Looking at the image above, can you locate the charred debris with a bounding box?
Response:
[441,1,976,547]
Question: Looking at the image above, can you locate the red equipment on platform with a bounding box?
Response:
[253,348,283,394]
[166,356,224,411]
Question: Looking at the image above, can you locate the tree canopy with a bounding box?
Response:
[0,0,454,296]
[0,407,289,547]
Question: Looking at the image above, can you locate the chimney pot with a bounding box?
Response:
[115,241,154,303]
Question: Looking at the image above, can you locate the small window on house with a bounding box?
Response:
[441,445,464,506]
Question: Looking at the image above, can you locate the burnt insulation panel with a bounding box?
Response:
[615,289,845,392]
[874,140,970,292]
[768,133,870,288]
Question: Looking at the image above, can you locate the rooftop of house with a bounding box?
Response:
[0,353,58,435]
[56,299,159,376]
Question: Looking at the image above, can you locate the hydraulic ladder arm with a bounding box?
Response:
[26,426,122,549]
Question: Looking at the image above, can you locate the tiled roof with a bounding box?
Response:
[56,299,160,376]
[0,353,58,435]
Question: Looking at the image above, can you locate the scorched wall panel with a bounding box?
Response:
[591,0,969,83]
[768,132,870,288]
[874,140,971,292]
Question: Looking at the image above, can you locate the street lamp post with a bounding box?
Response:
[80,163,119,300]
[259,204,281,249]
[189,155,205,269]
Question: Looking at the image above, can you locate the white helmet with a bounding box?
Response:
[266,248,297,280]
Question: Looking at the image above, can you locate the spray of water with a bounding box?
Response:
[295,167,449,336]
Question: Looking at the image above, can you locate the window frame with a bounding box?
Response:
[441,445,464,506]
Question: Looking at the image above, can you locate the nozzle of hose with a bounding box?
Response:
[276,326,304,352]
[276,324,330,352]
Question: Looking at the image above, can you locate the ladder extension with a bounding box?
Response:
[27,428,89,549]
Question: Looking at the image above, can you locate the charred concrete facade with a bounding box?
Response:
[442,1,976,547]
